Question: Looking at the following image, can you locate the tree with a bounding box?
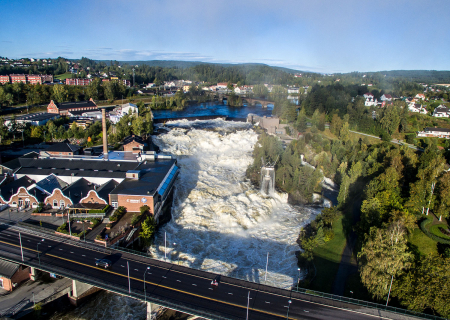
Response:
[140,215,156,247]
[330,114,343,136]
[52,84,68,103]
[358,221,413,300]
[379,106,400,135]
[339,122,350,143]
[395,256,450,318]
[295,107,307,132]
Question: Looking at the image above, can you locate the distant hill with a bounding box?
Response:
[90,59,304,74]
[353,70,450,84]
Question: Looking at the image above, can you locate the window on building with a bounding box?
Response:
[112,202,118,208]
[60,200,65,208]
[53,200,58,207]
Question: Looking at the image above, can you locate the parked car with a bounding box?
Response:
[95,259,112,268]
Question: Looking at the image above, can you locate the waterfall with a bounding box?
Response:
[260,166,275,196]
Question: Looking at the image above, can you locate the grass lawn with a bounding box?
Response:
[310,215,347,293]
[54,73,73,80]
[408,227,438,256]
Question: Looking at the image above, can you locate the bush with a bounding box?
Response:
[57,222,68,234]
[406,134,415,144]
[420,217,450,244]
[140,205,150,215]
[131,214,142,226]
[88,205,110,214]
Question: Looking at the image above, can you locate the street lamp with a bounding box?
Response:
[37,239,44,265]
[350,290,354,299]
[143,266,151,303]
[286,300,292,319]
[297,268,301,291]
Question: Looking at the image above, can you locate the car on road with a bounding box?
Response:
[95,259,112,268]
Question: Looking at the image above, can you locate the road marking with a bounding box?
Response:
[228,293,233,295]
[82,255,86,257]
[0,237,393,320]
[176,280,181,282]
[192,284,197,286]
[162,276,167,278]
[134,269,139,271]
[59,249,63,251]
[48,246,52,248]
[27,240,30,242]
[304,310,309,312]
[265,301,270,304]
[70,252,74,254]
[121,265,125,267]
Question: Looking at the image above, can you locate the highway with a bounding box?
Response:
[0,224,405,320]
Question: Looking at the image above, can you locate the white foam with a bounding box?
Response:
[151,120,319,288]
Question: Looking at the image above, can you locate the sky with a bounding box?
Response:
[1,0,449,73]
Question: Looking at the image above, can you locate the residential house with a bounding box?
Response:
[365,97,378,107]
[380,94,392,102]
[415,93,426,100]
[363,92,374,99]
[287,87,300,94]
[417,127,450,139]
[408,104,427,114]
[432,105,450,118]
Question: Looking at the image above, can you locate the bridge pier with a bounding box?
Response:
[146,301,164,320]
[68,279,101,306]
[30,266,37,281]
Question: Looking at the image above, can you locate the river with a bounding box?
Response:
[151,101,273,120]
[49,107,320,320]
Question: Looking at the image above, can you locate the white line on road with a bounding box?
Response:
[70,252,74,254]
[304,310,309,312]
[134,269,139,271]
[176,280,181,282]
[59,249,63,251]
[82,255,85,257]
[48,246,51,248]
[121,265,125,267]
[162,276,167,278]
[228,293,233,295]
[192,284,197,286]
[208,288,213,290]
[265,301,270,304]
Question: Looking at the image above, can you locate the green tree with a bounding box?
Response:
[358,221,413,300]
[140,215,156,247]
[52,84,68,103]
[339,122,350,143]
[295,107,307,132]
[330,114,343,136]
[380,106,400,135]
[395,255,450,318]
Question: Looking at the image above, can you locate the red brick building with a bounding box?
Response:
[0,75,10,84]
[47,98,97,115]
[122,135,147,153]
[65,78,92,86]
[0,259,30,292]
[41,74,53,83]
[10,74,26,83]
[26,74,42,85]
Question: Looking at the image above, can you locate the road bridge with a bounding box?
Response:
[0,222,433,320]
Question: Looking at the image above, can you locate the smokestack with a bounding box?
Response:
[101,108,108,160]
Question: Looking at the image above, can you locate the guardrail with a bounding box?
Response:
[291,287,448,320]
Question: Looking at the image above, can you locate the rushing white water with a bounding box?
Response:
[152,119,319,288]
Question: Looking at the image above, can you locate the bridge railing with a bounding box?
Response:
[291,287,447,320]
[13,258,234,320]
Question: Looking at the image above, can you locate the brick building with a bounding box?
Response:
[10,74,26,83]
[3,153,178,216]
[0,75,10,84]
[0,259,30,292]
[65,78,92,86]
[47,99,97,116]
[39,141,82,157]
[26,74,42,84]
[122,135,147,153]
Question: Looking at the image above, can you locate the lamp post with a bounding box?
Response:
[143,266,150,303]
[350,290,354,299]
[164,232,167,261]
[246,291,250,320]
[37,239,44,265]
[297,268,301,291]
[19,232,24,262]
[286,300,292,320]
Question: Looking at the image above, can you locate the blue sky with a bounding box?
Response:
[1,0,449,73]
